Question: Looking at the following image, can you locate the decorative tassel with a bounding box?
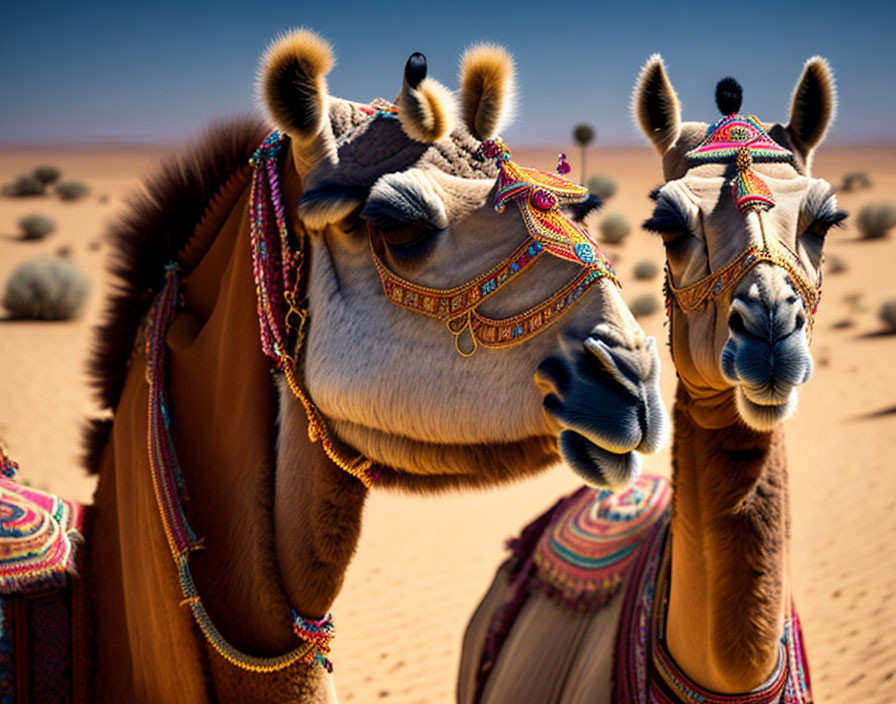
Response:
[732,146,775,213]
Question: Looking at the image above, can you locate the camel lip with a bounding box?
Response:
[735,386,798,431]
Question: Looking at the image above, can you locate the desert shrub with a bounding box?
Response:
[587,175,617,200]
[838,172,871,192]
[630,294,660,318]
[2,175,44,197]
[17,214,56,241]
[599,214,630,244]
[880,299,896,333]
[55,246,72,258]
[2,257,89,320]
[633,258,660,280]
[32,166,61,187]
[54,180,90,202]
[88,239,102,251]
[825,253,847,274]
[857,203,896,239]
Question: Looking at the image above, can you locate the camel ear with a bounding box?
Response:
[632,54,681,155]
[397,53,455,143]
[787,56,836,162]
[258,29,334,143]
[458,44,516,140]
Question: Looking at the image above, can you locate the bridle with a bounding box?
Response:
[662,114,822,338]
[137,126,618,677]
[370,137,618,356]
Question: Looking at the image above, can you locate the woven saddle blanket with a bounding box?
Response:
[474,474,813,703]
[0,460,88,704]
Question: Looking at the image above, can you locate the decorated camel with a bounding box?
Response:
[0,31,669,702]
[459,56,843,703]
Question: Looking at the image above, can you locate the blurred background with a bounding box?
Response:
[2,2,895,702]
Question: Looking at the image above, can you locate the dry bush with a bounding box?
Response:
[599,214,630,244]
[2,257,89,320]
[17,214,56,241]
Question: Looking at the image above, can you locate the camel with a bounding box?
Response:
[459,56,843,703]
[0,31,673,703]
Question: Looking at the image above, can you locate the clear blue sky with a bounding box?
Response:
[2,1,894,146]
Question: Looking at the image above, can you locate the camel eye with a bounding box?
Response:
[660,230,693,251]
[378,222,439,249]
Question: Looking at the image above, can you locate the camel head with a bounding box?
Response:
[634,55,845,431]
[256,30,667,489]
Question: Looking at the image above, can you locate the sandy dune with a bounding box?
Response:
[0,142,893,703]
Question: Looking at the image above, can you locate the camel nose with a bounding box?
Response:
[721,282,813,402]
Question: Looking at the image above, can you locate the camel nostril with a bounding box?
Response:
[729,310,747,336]
[794,312,807,330]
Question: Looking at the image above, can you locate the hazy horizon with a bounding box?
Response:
[3,1,895,147]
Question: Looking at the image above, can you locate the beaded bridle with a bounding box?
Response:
[663,114,822,338]
[138,121,618,676]
[370,137,618,356]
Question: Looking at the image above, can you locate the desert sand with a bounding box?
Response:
[0,141,894,703]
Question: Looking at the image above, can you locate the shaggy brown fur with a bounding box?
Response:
[84,116,268,472]
[669,384,787,689]
[458,44,516,140]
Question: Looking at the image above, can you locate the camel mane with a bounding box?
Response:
[82,116,270,473]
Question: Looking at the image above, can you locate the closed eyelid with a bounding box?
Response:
[361,170,448,231]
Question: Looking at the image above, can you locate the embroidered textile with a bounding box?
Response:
[0,475,83,594]
[613,513,814,703]
[533,475,671,608]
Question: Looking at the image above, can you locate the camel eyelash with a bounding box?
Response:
[643,196,691,235]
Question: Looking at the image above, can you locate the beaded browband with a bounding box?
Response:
[370,137,618,356]
[664,114,822,336]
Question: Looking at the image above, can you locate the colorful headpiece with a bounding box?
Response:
[481,138,610,267]
[686,114,793,214]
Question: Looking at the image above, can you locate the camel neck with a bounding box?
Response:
[665,380,789,693]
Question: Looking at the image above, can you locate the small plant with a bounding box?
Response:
[857,203,896,240]
[54,180,90,202]
[2,257,89,320]
[55,246,72,258]
[837,172,871,192]
[32,166,61,188]
[825,253,847,274]
[880,299,896,333]
[587,175,617,200]
[633,259,660,280]
[88,239,102,251]
[17,214,56,241]
[572,124,596,183]
[2,175,44,197]
[599,213,630,244]
[629,294,660,318]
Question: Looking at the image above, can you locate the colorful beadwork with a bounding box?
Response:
[613,513,814,703]
[667,114,822,340]
[687,114,793,165]
[0,471,83,594]
[687,113,793,215]
[292,612,335,672]
[0,448,17,479]
[532,475,671,609]
[249,131,378,488]
[143,264,335,673]
[482,137,608,266]
[665,242,820,338]
[370,136,617,356]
